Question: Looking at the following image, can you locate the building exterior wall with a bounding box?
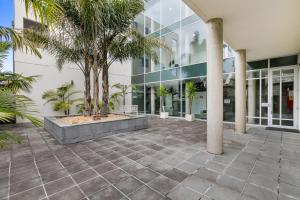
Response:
[14,1,132,119]
[132,0,300,130]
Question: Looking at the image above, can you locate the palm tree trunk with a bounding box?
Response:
[101,64,109,117]
[189,98,192,115]
[84,55,92,116]
[123,94,126,115]
[92,70,99,115]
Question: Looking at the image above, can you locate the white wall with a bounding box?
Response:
[14,1,132,119]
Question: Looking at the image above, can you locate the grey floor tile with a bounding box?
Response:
[79,177,109,196]
[72,169,98,184]
[167,185,202,200]
[128,185,163,200]
[216,175,245,193]
[147,175,178,195]
[163,168,188,183]
[9,186,46,200]
[114,176,144,195]
[41,168,69,183]
[89,186,124,200]
[45,176,75,195]
[49,186,85,200]
[9,177,42,195]
[102,169,131,184]
[131,167,160,183]
[243,183,277,200]
[206,185,241,200]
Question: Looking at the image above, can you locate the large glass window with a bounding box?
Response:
[162,81,181,117]
[132,85,145,114]
[161,29,180,69]
[145,0,161,35]
[146,83,160,114]
[182,78,207,119]
[224,73,235,122]
[180,21,207,66]
[161,0,181,28]
[246,69,269,125]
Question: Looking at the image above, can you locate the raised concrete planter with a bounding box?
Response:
[44,115,148,144]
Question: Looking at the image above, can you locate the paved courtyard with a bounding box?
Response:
[0,118,300,200]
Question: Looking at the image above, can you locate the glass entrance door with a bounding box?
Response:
[269,68,297,127]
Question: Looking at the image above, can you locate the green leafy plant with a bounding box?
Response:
[0,66,42,148]
[0,0,59,149]
[42,81,80,116]
[158,85,169,112]
[186,81,197,115]
[110,83,137,114]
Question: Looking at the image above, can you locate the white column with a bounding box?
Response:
[206,18,224,155]
[235,50,247,133]
[151,87,155,114]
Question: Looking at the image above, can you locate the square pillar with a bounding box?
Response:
[206,18,224,155]
[235,49,247,133]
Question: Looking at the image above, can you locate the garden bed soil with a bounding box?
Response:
[60,114,130,125]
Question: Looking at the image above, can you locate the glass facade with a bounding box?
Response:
[131,0,299,127]
[132,0,235,121]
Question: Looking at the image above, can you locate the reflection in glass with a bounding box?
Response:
[247,79,260,119]
[132,85,144,113]
[281,76,294,120]
[181,21,207,66]
[161,0,181,28]
[224,74,235,122]
[145,0,160,35]
[161,30,180,69]
[146,83,160,114]
[272,77,280,118]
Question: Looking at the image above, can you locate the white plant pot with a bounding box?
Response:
[160,112,169,119]
[185,114,195,121]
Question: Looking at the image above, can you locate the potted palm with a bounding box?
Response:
[158,85,169,119]
[185,81,197,121]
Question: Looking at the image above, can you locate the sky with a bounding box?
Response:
[0,0,14,72]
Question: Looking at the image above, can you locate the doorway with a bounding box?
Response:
[269,67,298,128]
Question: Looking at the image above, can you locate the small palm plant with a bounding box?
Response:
[185,81,197,121]
[110,83,137,115]
[158,85,169,113]
[42,81,80,116]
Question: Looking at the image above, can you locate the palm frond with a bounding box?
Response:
[24,0,63,27]
[0,91,42,126]
[0,42,11,70]
[0,26,42,58]
[0,131,21,149]
[0,72,38,93]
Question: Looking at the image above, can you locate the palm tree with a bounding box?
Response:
[42,82,80,116]
[158,85,169,113]
[25,0,103,116]
[185,81,197,115]
[111,83,137,114]
[97,0,168,116]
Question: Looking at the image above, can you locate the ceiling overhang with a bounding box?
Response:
[184,0,300,61]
